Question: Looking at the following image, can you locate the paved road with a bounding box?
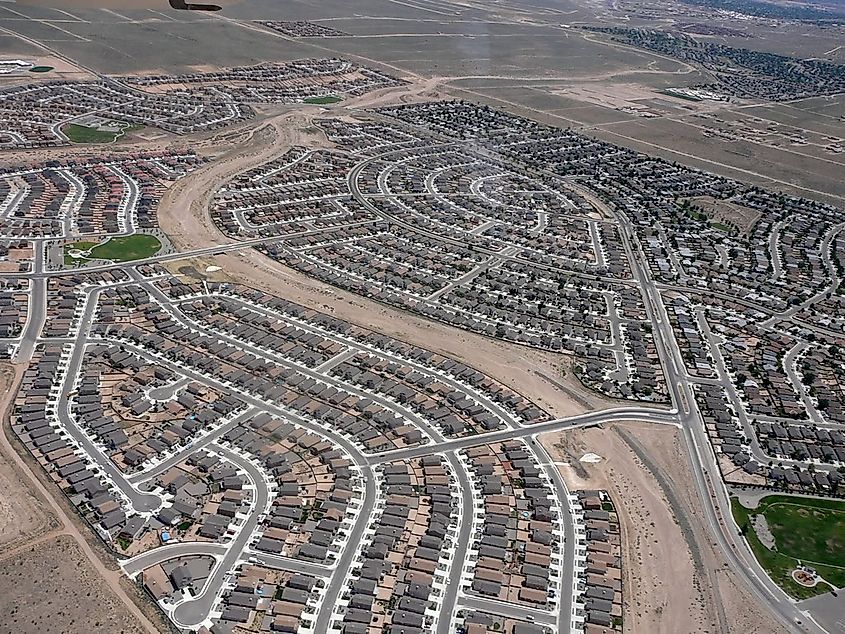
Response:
[122,541,228,576]
[15,238,46,363]
[367,406,678,465]
[171,443,272,628]
[0,219,378,279]
[608,195,823,634]
[460,595,556,626]
[56,286,163,513]
[248,552,332,578]
[127,407,258,486]
[526,434,576,633]
[436,452,476,634]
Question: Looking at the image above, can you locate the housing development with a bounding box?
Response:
[0,2,843,634]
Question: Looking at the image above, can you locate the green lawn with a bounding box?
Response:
[29,65,54,73]
[762,497,845,567]
[64,241,97,266]
[90,235,161,261]
[732,495,845,599]
[64,234,161,264]
[62,123,121,144]
[303,95,341,104]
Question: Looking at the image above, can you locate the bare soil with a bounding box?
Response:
[0,535,146,634]
[541,422,787,634]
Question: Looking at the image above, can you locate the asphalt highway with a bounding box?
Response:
[608,193,823,634]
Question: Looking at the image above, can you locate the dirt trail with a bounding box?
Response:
[0,363,161,634]
[542,422,787,634]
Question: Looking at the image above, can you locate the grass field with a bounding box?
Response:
[29,65,53,73]
[62,124,121,143]
[65,234,161,264]
[304,95,341,104]
[732,495,845,598]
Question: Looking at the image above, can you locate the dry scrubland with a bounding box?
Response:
[542,423,787,634]
[1,0,841,206]
[0,535,143,634]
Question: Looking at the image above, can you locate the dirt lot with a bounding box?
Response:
[0,535,146,634]
[541,422,786,634]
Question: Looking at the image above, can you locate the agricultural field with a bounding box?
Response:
[732,495,845,598]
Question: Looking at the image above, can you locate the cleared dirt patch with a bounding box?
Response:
[0,534,145,634]
[686,195,762,235]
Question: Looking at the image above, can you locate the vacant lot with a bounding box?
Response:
[733,495,845,597]
[0,535,144,634]
[0,444,57,554]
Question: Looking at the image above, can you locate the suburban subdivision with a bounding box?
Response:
[0,2,843,634]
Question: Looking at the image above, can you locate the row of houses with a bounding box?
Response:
[463,441,562,610]
[575,491,623,633]
[337,456,458,634]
